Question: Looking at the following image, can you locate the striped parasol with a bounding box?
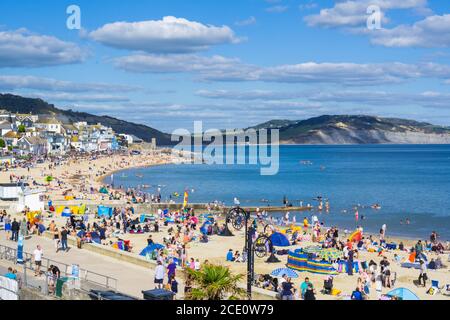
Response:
[271,268,299,279]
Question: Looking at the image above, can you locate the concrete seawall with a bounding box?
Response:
[40,231,276,300]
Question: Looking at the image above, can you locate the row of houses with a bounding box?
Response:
[0,110,149,156]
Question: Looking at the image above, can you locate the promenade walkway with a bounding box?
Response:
[0,233,184,299]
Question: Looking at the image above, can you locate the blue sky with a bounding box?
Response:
[0,0,449,131]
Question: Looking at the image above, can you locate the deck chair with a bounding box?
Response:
[431,280,444,294]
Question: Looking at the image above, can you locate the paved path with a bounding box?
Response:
[0,233,184,299]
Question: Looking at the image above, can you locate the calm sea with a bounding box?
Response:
[108,145,450,240]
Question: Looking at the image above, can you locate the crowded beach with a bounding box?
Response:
[0,150,449,301]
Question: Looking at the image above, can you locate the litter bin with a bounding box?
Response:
[142,289,175,300]
[55,277,71,297]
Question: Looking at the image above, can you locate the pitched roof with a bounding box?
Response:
[20,136,47,145]
[3,131,18,138]
[37,117,62,124]
[0,121,12,130]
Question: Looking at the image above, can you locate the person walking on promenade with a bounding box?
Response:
[60,227,69,252]
[33,245,43,276]
[154,260,165,289]
[11,218,20,242]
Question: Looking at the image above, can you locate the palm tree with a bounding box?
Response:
[185,264,246,300]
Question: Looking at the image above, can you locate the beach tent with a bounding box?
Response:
[200,213,214,220]
[200,221,213,235]
[38,224,46,234]
[165,217,175,224]
[385,288,420,300]
[61,207,72,217]
[270,232,290,247]
[139,214,156,223]
[90,232,101,244]
[99,187,109,194]
[349,230,362,242]
[97,206,113,218]
[139,244,164,257]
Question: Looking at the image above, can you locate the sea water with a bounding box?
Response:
[109,145,450,240]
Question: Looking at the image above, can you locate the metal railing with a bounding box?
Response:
[0,243,118,295]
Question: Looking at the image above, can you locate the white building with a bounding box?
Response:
[16,188,45,212]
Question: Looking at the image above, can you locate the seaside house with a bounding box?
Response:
[42,131,70,155]
[0,121,13,136]
[0,110,17,124]
[16,136,48,155]
[35,117,62,134]
[122,134,144,145]
[2,131,19,148]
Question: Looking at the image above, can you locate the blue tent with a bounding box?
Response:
[62,207,72,217]
[270,232,291,247]
[140,214,156,223]
[139,244,165,257]
[386,288,420,300]
[200,221,213,235]
[38,224,46,234]
[90,232,101,244]
[98,206,113,218]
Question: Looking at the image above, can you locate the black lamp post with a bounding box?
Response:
[225,206,254,300]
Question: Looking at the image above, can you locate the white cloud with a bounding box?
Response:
[27,92,130,103]
[114,54,450,85]
[0,29,85,68]
[196,89,303,100]
[235,16,257,27]
[114,54,256,79]
[265,5,289,13]
[90,16,239,53]
[304,0,428,28]
[196,88,450,110]
[305,90,450,109]
[0,75,140,92]
[370,14,450,47]
[299,3,318,11]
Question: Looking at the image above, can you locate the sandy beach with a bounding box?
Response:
[0,150,449,301]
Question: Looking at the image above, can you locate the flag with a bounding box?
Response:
[183,191,189,208]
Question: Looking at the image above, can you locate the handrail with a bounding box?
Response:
[0,243,118,293]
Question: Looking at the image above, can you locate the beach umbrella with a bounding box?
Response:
[271,268,299,279]
[318,248,342,261]
[385,288,420,301]
[302,246,322,254]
